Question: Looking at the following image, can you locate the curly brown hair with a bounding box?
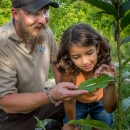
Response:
[54,23,111,75]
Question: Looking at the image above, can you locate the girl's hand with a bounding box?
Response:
[55,101,63,106]
[94,63,116,78]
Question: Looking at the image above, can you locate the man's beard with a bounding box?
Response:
[18,20,48,53]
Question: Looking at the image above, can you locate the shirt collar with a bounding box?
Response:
[7,18,22,44]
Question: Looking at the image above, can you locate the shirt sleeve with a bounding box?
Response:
[0,38,17,98]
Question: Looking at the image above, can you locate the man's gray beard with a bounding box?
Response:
[18,21,47,53]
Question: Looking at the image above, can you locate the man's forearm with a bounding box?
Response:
[0,92,50,114]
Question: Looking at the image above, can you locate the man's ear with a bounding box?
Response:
[12,8,19,21]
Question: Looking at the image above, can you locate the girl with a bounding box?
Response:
[54,23,118,130]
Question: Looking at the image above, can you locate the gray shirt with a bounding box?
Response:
[0,19,58,98]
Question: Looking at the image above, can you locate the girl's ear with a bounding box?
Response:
[97,43,100,53]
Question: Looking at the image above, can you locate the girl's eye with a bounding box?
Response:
[72,57,79,59]
[86,51,93,55]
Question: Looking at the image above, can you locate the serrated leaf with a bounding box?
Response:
[121,36,130,45]
[120,0,130,15]
[122,97,130,112]
[67,119,112,130]
[84,0,117,16]
[78,74,115,92]
[120,12,130,30]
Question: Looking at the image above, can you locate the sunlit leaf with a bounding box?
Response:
[120,12,130,30]
[121,36,130,45]
[122,58,130,67]
[122,97,130,112]
[84,0,117,16]
[78,74,115,92]
[67,119,112,130]
[120,0,130,16]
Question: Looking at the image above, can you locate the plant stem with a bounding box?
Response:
[116,2,122,130]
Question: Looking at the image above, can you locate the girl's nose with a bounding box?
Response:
[82,56,89,64]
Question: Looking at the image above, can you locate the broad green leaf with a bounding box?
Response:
[122,58,130,67]
[122,71,130,80]
[67,119,112,130]
[122,71,130,79]
[122,97,130,112]
[84,0,117,16]
[78,74,115,92]
[120,12,130,30]
[121,36,130,45]
[122,92,130,99]
[120,0,130,16]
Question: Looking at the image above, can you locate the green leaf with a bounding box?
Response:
[120,0,130,16]
[84,0,117,16]
[34,116,46,130]
[122,92,130,99]
[121,36,130,45]
[78,74,115,92]
[122,58,130,67]
[122,71,130,80]
[122,97,130,112]
[120,12,130,30]
[67,119,112,130]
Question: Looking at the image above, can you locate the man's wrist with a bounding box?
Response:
[44,88,57,104]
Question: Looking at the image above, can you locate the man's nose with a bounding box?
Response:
[38,13,49,24]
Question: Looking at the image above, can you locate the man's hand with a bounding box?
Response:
[50,82,88,101]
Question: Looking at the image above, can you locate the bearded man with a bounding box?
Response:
[0,0,87,130]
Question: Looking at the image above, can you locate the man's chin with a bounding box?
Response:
[33,30,44,36]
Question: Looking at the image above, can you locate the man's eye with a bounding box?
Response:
[31,12,38,15]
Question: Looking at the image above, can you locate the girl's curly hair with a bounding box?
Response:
[54,23,111,75]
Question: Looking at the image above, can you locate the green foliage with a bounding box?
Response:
[83,0,117,16]
[119,0,130,16]
[67,119,112,130]
[122,97,130,112]
[78,74,115,92]
[48,66,54,79]
[121,36,130,45]
[0,0,12,26]
[50,1,114,45]
[120,12,130,30]
[34,116,46,130]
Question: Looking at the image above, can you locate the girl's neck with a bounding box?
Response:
[81,70,95,81]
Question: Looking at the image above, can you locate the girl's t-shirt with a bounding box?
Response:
[76,72,103,103]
